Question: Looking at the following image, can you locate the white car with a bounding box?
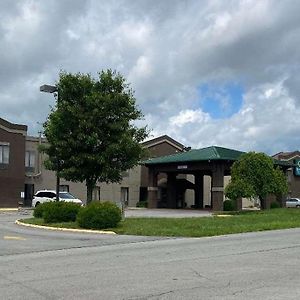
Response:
[32,190,83,207]
[285,198,300,208]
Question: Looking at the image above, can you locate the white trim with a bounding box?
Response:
[278,155,300,161]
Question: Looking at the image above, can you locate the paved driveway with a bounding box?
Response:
[1,210,300,299]
[125,208,212,218]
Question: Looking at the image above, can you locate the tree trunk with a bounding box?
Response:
[86,179,96,205]
[260,196,265,210]
[56,172,60,201]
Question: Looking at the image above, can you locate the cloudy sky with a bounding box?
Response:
[1,0,300,155]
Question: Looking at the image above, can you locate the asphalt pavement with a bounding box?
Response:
[0,211,166,256]
[1,210,300,299]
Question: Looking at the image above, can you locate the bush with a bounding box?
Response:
[33,202,53,218]
[77,201,122,229]
[136,201,148,208]
[41,201,81,223]
[223,200,236,211]
[270,201,280,209]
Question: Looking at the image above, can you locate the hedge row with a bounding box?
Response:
[33,201,122,229]
[34,201,80,223]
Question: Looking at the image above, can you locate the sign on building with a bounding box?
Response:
[294,159,300,176]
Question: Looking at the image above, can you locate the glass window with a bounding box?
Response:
[45,192,56,198]
[121,187,129,206]
[36,192,46,197]
[36,192,56,198]
[288,199,299,202]
[93,186,101,201]
[59,192,75,199]
[0,143,9,164]
[25,151,35,167]
[59,185,69,192]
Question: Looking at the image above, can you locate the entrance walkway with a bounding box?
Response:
[125,208,212,218]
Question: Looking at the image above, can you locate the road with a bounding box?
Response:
[1,211,300,299]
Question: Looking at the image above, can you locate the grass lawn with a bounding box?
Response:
[21,208,300,237]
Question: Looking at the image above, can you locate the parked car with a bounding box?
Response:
[285,198,300,208]
[32,190,83,207]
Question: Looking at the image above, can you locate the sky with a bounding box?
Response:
[1,0,300,155]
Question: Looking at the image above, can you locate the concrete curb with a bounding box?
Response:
[15,220,116,235]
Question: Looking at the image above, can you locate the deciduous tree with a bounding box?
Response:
[225,152,288,209]
[42,70,148,204]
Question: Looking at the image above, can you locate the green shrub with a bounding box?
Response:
[42,201,82,223]
[136,201,148,208]
[77,201,122,229]
[33,202,53,218]
[223,200,236,211]
[270,201,280,209]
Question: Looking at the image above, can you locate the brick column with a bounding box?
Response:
[211,165,224,211]
[167,173,177,208]
[147,168,158,208]
[194,173,204,209]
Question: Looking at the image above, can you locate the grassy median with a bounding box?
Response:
[21,208,300,237]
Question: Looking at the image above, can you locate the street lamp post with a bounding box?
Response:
[40,84,60,202]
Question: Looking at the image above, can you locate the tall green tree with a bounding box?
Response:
[42,70,149,204]
[225,152,288,209]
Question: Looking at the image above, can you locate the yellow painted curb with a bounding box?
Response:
[15,220,116,235]
[215,214,233,217]
[0,208,18,212]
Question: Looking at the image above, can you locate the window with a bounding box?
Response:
[59,192,75,199]
[289,198,299,202]
[121,187,129,206]
[25,151,35,167]
[93,186,101,201]
[36,192,56,198]
[59,185,69,192]
[0,143,9,164]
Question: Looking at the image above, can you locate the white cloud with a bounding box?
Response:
[169,110,210,127]
[0,0,300,155]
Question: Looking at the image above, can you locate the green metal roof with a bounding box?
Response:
[143,145,295,168]
[144,146,245,165]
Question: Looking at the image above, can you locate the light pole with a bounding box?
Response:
[40,84,60,201]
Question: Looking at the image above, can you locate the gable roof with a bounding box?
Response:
[141,135,185,151]
[144,146,245,165]
[272,151,300,161]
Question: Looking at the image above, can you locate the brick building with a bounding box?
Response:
[0,116,186,207]
[0,116,298,209]
[0,118,27,207]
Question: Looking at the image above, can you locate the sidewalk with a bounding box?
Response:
[0,207,212,218]
[125,208,212,218]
